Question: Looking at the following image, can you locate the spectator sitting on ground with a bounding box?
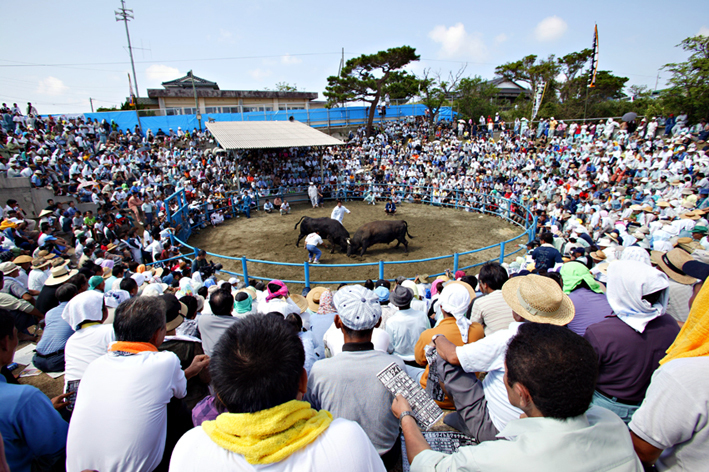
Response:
[394,323,643,471]
[470,262,514,336]
[170,315,386,471]
[0,309,69,472]
[432,274,575,441]
[630,259,709,470]
[198,287,237,357]
[415,282,484,410]
[263,199,274,213]
[385,199,396,215]
[305,284,405,468]
[66,296,209,472]
[280,199,290,215]
[31,283,77,373]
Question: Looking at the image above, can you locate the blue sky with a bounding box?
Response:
[1,0,707,114]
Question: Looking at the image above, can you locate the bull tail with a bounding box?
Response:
[294,216,306,230]
[404,221,414,238]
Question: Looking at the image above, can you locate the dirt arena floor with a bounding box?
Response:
[188,200,525,290]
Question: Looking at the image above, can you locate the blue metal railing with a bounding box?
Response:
[158,188,537,287]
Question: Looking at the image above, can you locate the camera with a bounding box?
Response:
[199,261,223,278]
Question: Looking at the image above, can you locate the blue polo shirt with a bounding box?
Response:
[0,376,68,472]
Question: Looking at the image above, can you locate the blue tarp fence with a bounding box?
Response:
[82,104,454,134]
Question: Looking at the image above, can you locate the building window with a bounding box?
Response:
[165,108,181,116]
[182,107,197,115]
[205,107,220,114]
[278,104,305,111]
[223,106,240,114]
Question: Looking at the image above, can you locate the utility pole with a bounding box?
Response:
[89,98,94,113]
[115,0,140,98]
[189,70,202,130]
[337,47,345,77]
[654,71,661,92]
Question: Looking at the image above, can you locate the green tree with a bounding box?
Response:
[495,54,560,101]
[418,66,466,130]
[662,35,709,122]
[324,46,420,136]
[454,76,499,121]
[267,82,299,92]
[557,49,593,103]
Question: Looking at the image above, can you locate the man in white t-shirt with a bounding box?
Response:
[305,231,323,264]
[330,200,350,224]
[170,314,384,472]
[66,296,209,472]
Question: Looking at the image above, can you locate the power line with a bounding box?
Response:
[0,52,342,68]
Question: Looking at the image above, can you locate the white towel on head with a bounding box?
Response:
[606,260,669,333]
[61,290,105,329]
[439,284,472,342]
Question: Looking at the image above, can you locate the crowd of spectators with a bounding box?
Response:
[0,101,708,471]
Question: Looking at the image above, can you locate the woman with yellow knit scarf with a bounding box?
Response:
[628,260,709,471]
[170,314,385,471]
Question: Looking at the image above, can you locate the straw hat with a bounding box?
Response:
[12,255,33,265]
[653,248,697,284]
[415,274,430,284]
[656,201,670,208]
[31,258,51,270]
[443,280,476,303]
[45,265,78,286]
[501,275,575,326]
[106,243,118,252]
[37,250,57,260]
[306,286,327,312]
[51,257,68,268]
[595,262,609,274]
[102,266,113,279]
[38,209,53,218]
[680,212,700,220]
[237,286,257,300]
[590,250,606,262]
[289,294,308,314]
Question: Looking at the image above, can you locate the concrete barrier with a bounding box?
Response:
[0,177,97,218]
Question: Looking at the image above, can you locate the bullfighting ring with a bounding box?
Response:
[183,199,531,289]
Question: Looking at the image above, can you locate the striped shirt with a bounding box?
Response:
[470,290,514,336]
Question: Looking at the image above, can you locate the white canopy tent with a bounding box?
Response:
[205,121,344,150]
[205,121,344,190]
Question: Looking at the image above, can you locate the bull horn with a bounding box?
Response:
[346,238,351,245]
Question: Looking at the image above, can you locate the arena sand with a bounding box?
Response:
[188,201,525,290]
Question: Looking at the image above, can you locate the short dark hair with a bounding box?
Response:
[119,278,138,293]
[539,232,554,245]
[209,289,234,317]
[112,264,126,277]
[505,323,598,419]
[459,275,478,291]
[66,273,87,290]
[478,262,509,290]
[55,283,78,303]
[375,279,390,290]
[180,295,198,319]
[211,315,305,413]
[0,309,14,340]
[198,249,207,257]
[113,296,166,342]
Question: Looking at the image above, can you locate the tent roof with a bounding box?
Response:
[205,121,344,150]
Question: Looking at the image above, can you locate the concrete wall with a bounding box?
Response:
[0,177,97,218]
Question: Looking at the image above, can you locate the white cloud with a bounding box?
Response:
[534,16,568,42]
[699,26,709,37]
[248,68,272,81]
[36,77,68,95]
[494,33,508,44]
[146,64,181,82]
[281,54,302,65]
[428,23,487,60]
[218,29,234,43]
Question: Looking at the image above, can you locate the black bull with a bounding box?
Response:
[347,220,414,257]
[294,216,351,254]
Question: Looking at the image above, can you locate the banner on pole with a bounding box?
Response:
[531,81,546,120]
[589,24,599,88]
[128,73,136,106]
